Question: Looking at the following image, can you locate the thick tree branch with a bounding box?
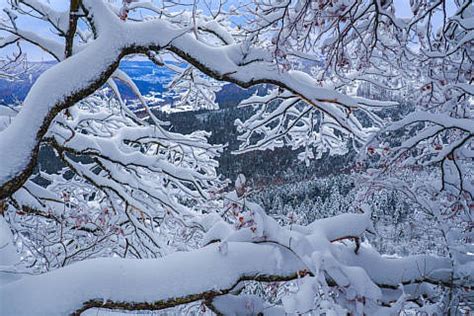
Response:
[65,0,82,58]
[0,242,305,316]
[0,0,387,200]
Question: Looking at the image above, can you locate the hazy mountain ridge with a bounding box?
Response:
[0,61,366,184]
[0,60,169,104]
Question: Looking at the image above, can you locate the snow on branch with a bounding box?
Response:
[0,0,388,198]
[0,242,305,316]
[0,208,464,315]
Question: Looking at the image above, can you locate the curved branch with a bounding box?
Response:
[0,242,305,316]
[0,0,384,199]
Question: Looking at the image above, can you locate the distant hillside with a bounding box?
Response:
[1,61,360,186]
[0,60,246,107]
[155,84,356,183]
[0,60,170,105]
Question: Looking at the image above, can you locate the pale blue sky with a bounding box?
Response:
[0,0,457,61]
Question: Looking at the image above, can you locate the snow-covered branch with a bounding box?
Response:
[0,208,465,315]
[0,242,304,316]
[0,0,388,199]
